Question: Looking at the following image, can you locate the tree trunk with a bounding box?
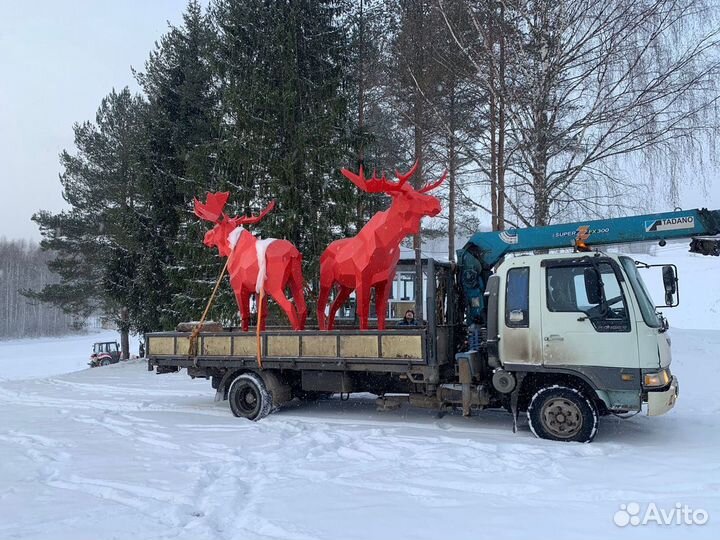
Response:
[355,0,366,234]
[489,91,498,231]
[496,2,506,231]
[448,86,457,262]
[533,167,549,226]
[120,306,130,360]
[413,113,424,322]
[409,0,426,323]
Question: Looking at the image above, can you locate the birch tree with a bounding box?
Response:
[445,0,720,226]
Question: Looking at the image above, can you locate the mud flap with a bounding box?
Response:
[510,373,527,433]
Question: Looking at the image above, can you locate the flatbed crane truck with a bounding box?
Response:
[146,208,720,442]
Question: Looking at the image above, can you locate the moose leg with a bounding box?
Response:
[268,287,300,330]
[288,264,307,330]
[355,283,371,331]
[238,288,251,332]
[316,277,334,330]
[327,286,353,330]
[375,281,391,331]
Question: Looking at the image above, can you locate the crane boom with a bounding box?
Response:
[458,208,720,322]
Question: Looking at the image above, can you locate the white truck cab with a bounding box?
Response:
[491,251,679,439]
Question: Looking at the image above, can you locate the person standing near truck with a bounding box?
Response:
[398,309,417,326]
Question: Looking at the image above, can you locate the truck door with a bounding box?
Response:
[498,263,543,365]
[541,259,639,370]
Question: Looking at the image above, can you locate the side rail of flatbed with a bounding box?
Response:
[146,326,451,374]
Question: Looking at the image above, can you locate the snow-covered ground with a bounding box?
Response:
[635,242,720,330]
[0,249,718,540]
[0,331,138,381]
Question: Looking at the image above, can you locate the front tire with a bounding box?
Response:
[228,372,272,421]
[527,385,598,443]
[100,358,112,367]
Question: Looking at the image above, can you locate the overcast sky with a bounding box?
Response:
[1,1,718,243]
[0,0,192,241]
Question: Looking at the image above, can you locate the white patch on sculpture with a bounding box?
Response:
[255,238,277,293]
[228,226,246,249]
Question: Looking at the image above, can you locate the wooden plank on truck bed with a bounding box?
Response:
[340,335,379,357]
[202,335,231,356]
[148,336,174,356]
[267,335,299,357]
[301,335,337,357]
[147,329,426,362]
[233,335,256,356]
[381,335,422,359]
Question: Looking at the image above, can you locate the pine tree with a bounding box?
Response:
[135,0,230,326]
[32,88,149,356]
[212,0,354,309]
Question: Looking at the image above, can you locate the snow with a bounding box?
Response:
[637,242,720,330]
[0,331,137,381]
[0,249,718,539]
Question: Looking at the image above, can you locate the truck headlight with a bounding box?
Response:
[644,369,671,388]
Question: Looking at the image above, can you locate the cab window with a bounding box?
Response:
[506,267,529,328]
[546,262,630,332]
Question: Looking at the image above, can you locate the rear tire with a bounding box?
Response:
[527,385,598,443]
[228,372,272,421]
[100,358,111,367]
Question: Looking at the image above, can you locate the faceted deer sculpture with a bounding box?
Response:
[317,162,446,330]
[194,192,307,331]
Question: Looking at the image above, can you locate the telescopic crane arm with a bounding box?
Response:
[457,208,720,322]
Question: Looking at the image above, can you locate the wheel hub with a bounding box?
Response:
[542,398,583,439]
[236,386,260,415]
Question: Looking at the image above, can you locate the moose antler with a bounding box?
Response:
[341,161,419,194]
[418,170,448,193]
[339,160,447,194]
[394,160,419,186]
[194,192,230,223]
[231,200,276,226]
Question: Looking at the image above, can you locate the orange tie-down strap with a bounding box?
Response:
[188,258,230,361]
[256,289,265,369]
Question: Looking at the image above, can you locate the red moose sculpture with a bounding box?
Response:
[194,192,307,331]
[317,162,446,330]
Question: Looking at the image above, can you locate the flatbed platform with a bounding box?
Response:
[146,326,451,373]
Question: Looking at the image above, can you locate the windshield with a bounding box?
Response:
[619,256,661,328]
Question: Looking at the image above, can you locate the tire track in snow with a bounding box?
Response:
[179,455,320,540]
[72,414,181,450]
[45,474,197,529]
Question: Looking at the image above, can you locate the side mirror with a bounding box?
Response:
[583,267,603,305]
[662,265,678,306]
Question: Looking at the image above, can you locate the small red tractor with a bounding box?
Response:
[88,341,121,367]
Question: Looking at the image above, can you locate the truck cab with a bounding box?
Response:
[489,251,678,439]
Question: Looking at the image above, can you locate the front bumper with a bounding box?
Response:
[646,376,679,416]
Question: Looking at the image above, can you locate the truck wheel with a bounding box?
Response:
[100,358,112,367]
[228,372,272,421]
[527,385,598,443]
